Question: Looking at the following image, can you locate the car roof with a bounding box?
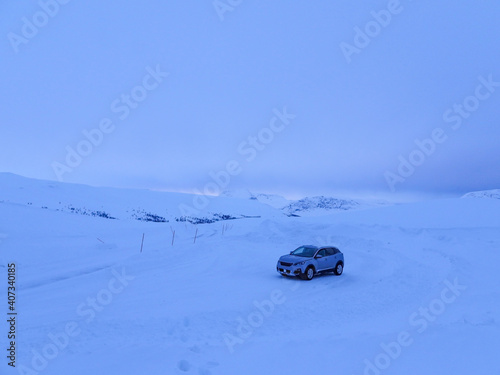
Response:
[302,245,337,249]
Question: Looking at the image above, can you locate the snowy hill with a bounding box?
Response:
[251,193,291,210]
[282,195,359,216]
[0,174,379,223]
[220,190,291,209]
[221,189,390,216]
[0,173,281,224]
[282,195,392,217]
[1,174,500,374]
[462,189,500,200]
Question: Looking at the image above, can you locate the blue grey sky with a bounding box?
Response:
[1,1,499,199]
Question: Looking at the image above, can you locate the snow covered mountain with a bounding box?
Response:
[221,189,390,216]
[462,189,500,200]
[0,173,387,223]
[280,195,389,216]
[1,174,500,374]
[0,173,281,224]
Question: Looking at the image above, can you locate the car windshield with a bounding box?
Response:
[291,246,317,257]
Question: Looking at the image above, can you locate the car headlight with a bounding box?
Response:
[294,261,306,266]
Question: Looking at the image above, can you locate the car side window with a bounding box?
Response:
[317,249,327,257]
[325,248,335,256]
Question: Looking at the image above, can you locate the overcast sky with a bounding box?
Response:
[1,1,499,200]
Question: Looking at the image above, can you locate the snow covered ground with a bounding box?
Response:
[1,174,500,374]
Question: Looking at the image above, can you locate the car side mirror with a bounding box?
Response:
[290,251,293,254]
[315,254,323,259]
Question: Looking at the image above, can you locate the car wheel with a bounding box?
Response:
[301,266,315,280]
[334,262,343,276]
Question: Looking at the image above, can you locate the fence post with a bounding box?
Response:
[140,233,145,253]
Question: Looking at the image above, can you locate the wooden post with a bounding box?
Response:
[193,227,198,244]
[140,233,145,253]
[171,230,175,246]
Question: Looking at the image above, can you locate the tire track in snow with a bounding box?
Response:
[20,263,117,291]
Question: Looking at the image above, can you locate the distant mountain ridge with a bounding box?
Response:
[462,189,500,200]
[283,196,359,215]
[0,173,390,223]
[0,173,278,224]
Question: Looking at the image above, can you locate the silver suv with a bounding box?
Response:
[276,245,344,280]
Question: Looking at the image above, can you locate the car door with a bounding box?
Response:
[315,249,329,271]
[331,247,343,266]
[324,248,337,270]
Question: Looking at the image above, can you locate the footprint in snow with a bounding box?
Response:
[176,358,218,374]
[177,359,191,372]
